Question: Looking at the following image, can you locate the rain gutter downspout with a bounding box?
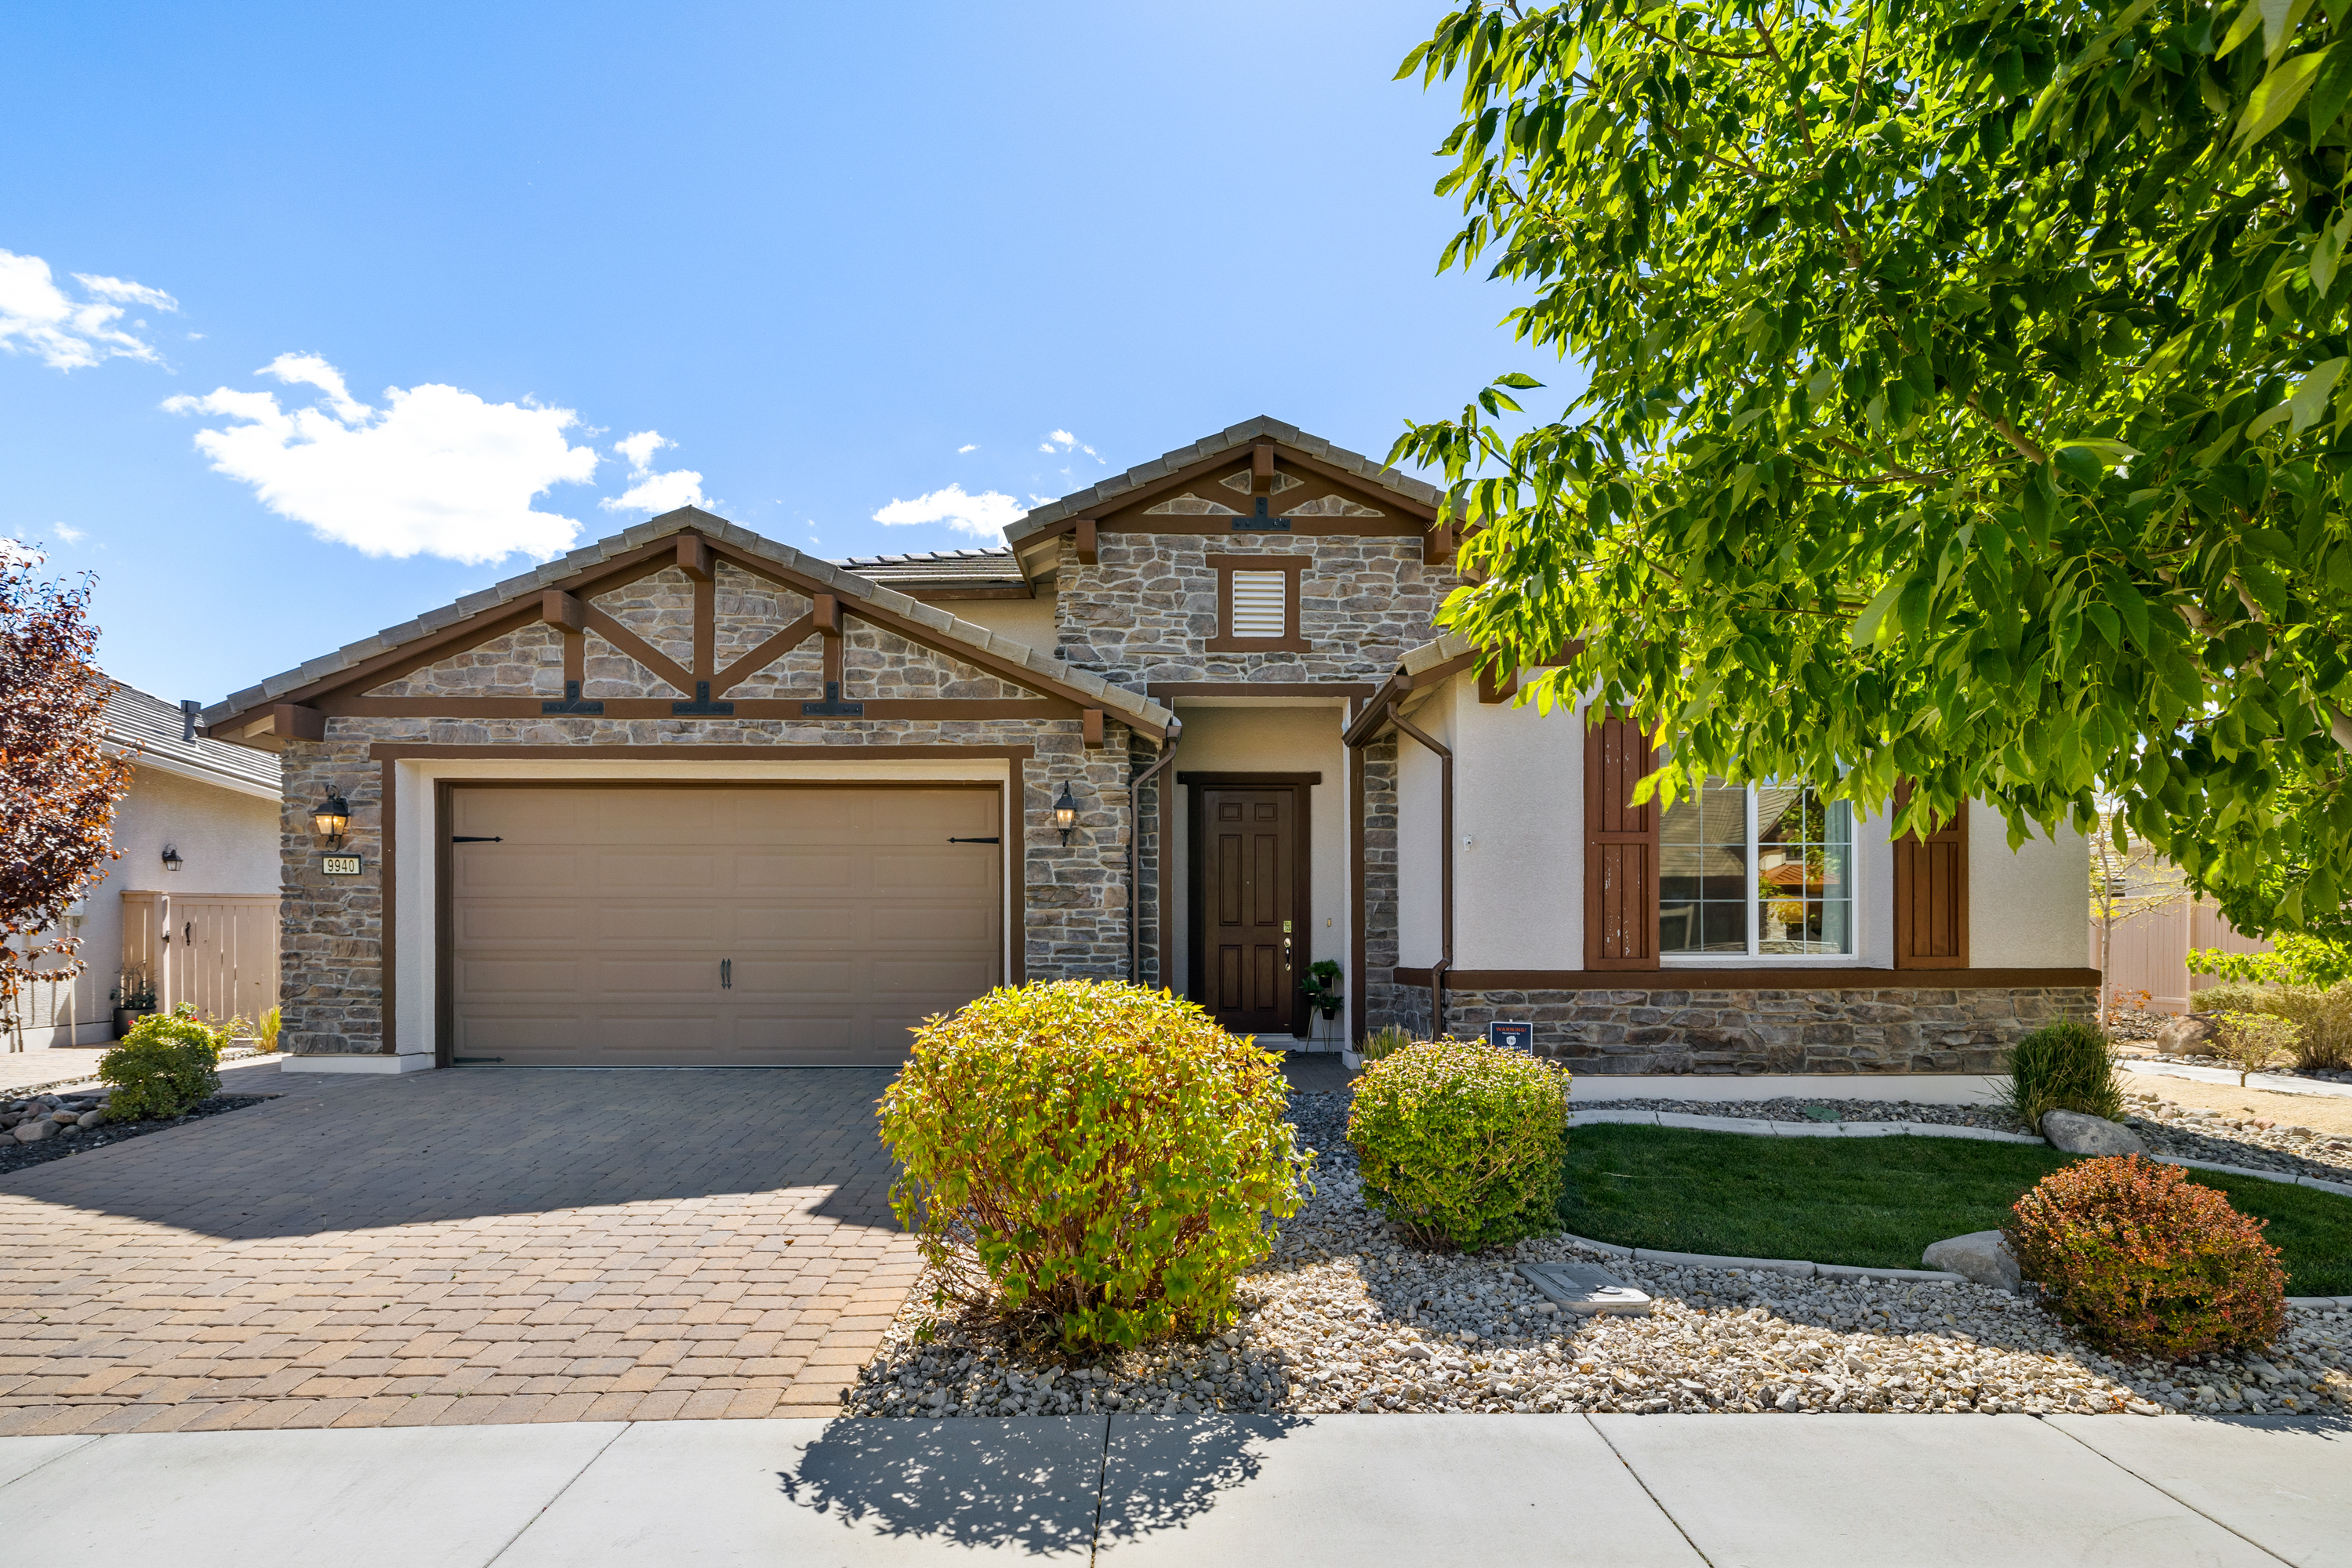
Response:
[1129,717,1181,985]
[1387,702,1452,1038]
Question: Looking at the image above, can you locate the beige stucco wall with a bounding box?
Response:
[1970,801,2089,967]
[1388,674,2075,976]
[1164,702,1348,1033]
[945,593,1057,652]
[31,762,281,1046]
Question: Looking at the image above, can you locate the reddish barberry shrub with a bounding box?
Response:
[2006,1156,2286,1359]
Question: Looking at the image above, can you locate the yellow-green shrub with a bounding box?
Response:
[100,1014,223,1120]
[1347,1039,1570,1251]
[878,980,1311,1351]
[2194,982,2352,1073]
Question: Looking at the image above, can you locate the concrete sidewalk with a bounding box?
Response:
[2,1413,2343,1566]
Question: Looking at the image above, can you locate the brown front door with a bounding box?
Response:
[1193,785,1301,1040]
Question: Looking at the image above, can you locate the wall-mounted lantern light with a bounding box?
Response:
[1053,782,1079,845]
[159,844,183,873]
[312,790,350,847]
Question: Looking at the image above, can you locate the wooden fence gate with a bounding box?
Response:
[121,891,279,1025]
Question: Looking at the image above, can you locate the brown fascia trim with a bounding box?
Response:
[1148,681,1375,699]
[368,742,1039,762]
[1343,650,1479,749]
[1390,967,2107,991]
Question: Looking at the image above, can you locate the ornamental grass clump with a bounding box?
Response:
[878,979,1310,1352]
[1346,1038,1570,1252]
[1996,1019,2125,1130]
[2006,1156,2285,1360]
[99,1013,223,1120]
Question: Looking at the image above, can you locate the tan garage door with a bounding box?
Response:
[446,785,1004,1066]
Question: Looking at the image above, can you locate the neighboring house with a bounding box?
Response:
[14,683,283,1048]
[198,416,2093,1076]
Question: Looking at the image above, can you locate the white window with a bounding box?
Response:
[1228,571,1288,638]
[1660,778,1853,957]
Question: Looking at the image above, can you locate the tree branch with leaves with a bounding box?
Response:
[0,550,132,1051]
[1393,0,2352,939]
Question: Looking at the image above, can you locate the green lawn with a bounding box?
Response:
[1559,1124,2352,1297]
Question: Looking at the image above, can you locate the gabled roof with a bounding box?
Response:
[103,681,282,800]
[1004,415,1453,546]
[203,507,1174,739]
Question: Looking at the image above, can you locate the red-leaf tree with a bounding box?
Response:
[0,547,133,1051]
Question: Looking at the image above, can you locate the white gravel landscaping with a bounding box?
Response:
[846,1091,2352,1421]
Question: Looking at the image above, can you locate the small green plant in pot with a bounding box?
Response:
[100,1014,224,1120]
[878,979,1311,1352]
[1348,1038,1570,1251]
[1996,1019,2125,1129]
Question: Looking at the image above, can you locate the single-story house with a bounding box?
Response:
[13,682,282,1051]
[200,416,2095,1075]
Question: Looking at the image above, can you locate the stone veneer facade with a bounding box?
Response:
[1051,532,1454,689]
[274,559,1140,1055]
[1390,983,2100,1075]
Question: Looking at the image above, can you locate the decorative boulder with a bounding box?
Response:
[2041,1109,2148,1156]
[2154,1014,2216,1056]
[10,1117,55,1144]
[1924,1230,2021,1294]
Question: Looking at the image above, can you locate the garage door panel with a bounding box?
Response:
[592,1015,725,1054]
[731,907,858,944]
[454,852,579,891]
[449,785,1002,1066]
[733,851,856,889]
[598,852,719,889]
[458,959,583,993]
[872,851,994,891]
[593,906,723,942]
[729,959,856,993]
[455,902,587,942]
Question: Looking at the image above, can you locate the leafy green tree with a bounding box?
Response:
[1392,0,2352,938]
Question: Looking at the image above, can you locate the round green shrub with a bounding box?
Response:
[877,979,1311,1352]
[2006,1155,2286,1360]
[1998,1018,2123,1128]
[1346,1039,1570,1252]
[100,1014,223,1120]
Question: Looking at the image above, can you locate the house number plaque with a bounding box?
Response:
[321,855,364,877]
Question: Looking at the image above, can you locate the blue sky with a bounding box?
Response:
[1,2,1547,704]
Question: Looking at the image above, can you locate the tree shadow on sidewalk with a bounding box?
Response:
[775,1414,1309,1555]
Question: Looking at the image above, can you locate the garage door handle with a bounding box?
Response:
[451,836,503,843]
[948,837,1000,844]
[720,959,731,989]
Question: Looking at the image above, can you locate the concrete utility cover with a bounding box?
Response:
[1518,1261,1653,1316]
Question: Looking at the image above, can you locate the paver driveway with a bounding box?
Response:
[0,1060,920,1436]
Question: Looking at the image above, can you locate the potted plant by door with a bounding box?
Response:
[1299,960,1345,1053]
[111,971,158,1040]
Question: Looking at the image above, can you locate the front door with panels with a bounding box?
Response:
[1191,784,1304,1040]
[445,784,1002,1066]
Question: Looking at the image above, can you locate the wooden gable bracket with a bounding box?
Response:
[1251,440,1277,495]
[1074,518,1098,565]
[541,590,586,633]
[676,533,713,582]
[1082,708,1105,746]
[1476,660,1519,706]
[242,703,326,743]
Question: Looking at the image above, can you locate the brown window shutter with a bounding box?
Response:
[1893,782,1969,968]
[1584,712,1661,969]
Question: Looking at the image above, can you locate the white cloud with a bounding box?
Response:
[51,523,86,543]
[873,483,1025,538]
[0,249,177,370]
[599,429,706,515]
[1040,428,1101,459]
[957,443,976,453]
[165,355,599,564]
